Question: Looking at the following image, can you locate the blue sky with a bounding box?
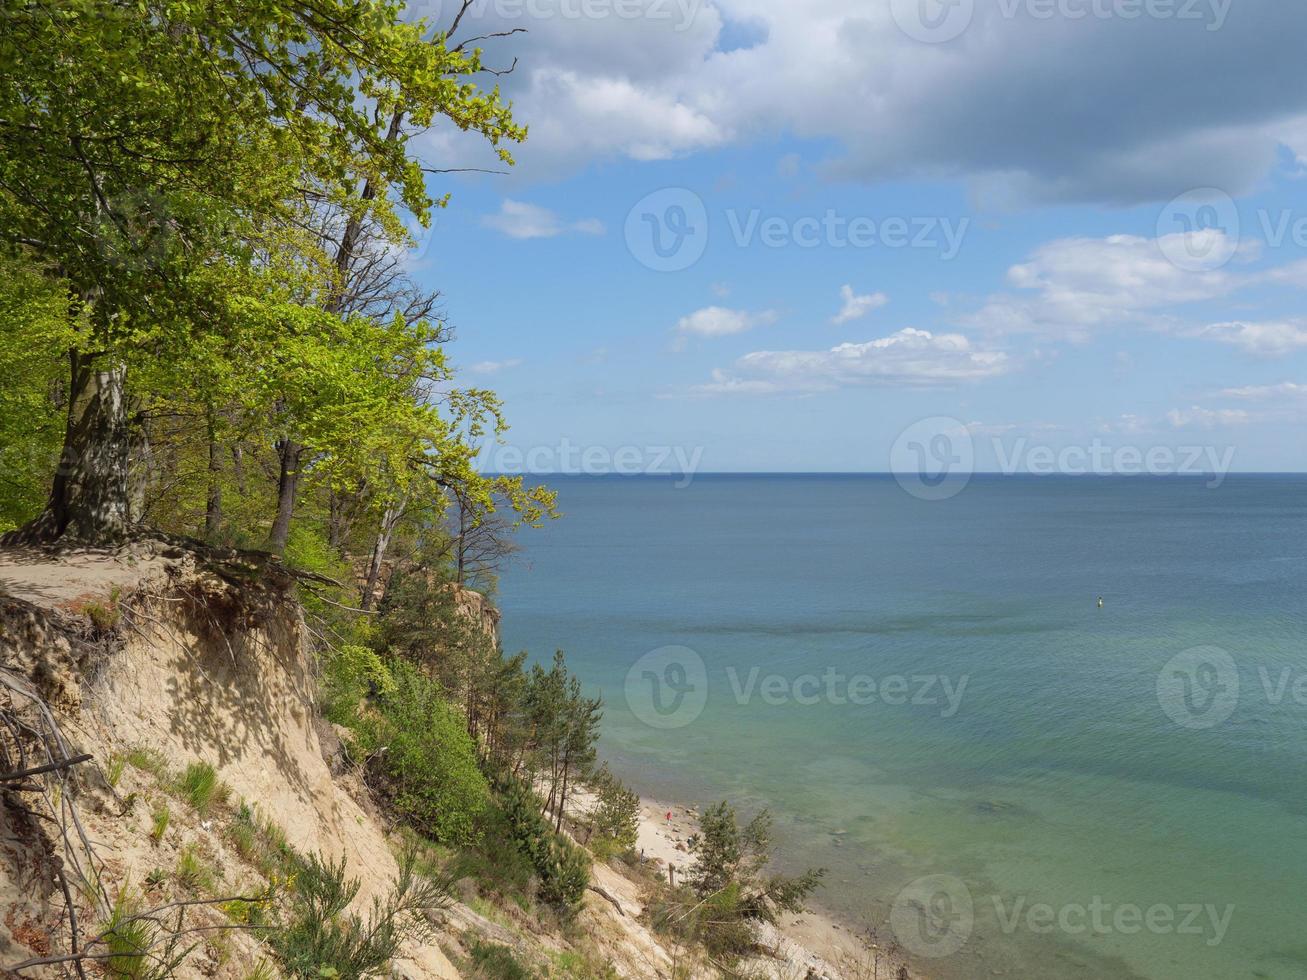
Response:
[407,0,1307,474]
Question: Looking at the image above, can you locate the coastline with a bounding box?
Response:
[632,796,919,980]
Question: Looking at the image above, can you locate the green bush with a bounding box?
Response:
[497,777,589,917]
[354,659,489,845]
[269,849,446,980]
[467,941,533,980]
[587,765,639,858]
[321,643,395,724]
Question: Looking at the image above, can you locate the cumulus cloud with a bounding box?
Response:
[694,327,1010,394]
[961,232,1251,339]
[1166,406,1253,429]
[1188,320,1307,356]
[1221,381,1307,400]
[673,306,777,348]
[831,284,888,325]
[482,199,605,239]
[438,0,1307,203]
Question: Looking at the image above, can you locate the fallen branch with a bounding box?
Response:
[1,752,93,782]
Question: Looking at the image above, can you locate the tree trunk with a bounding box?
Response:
[266,438,302,553]
[8,350,130,544]
[204,412,222,540]
[360,498,404,611]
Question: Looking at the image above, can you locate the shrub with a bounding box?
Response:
[176,761,229,816]
[176,845,215,893]
[321,643,395,724]
[85,590,122,633]
[467,941,533,980]
[587,765,639,858]
[497,777,589,917]
[229,803,296,878]
[354,659,489,845]
[269,848,446,980]
[99,887,194,980]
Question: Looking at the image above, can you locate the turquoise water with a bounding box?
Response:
[495,475,1307,980]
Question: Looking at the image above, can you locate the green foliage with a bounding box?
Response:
[243,960,279,980]
[352,659,489,845]
[176,761,229,816]
[106,753,128,789]
[125,747,169,779]
[99,887,195,979]
[85,594,122,633]
[229,802,297,879]
[322,644,396,723]
[176,845,216,893]
[269,849,445,980]
[0,258,73,532]
[497,777,590,917]
[587,766,639,858]
[467,941,534,980]
[149,803,170,844]
[652,801,827,965]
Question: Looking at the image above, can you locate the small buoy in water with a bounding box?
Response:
[1097,596,1105,609]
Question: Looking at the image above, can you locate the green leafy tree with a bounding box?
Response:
[353,659,490,845]
[0,0,522,542]
[686,802,826,924]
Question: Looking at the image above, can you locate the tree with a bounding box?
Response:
[686,802,826,925]
[0,0,523,542]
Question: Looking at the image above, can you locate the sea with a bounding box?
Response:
[495,474,1307,980]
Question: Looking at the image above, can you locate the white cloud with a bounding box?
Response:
[1166,406,1253,429]
[466,358,524,375]
[831,284,888,325]
[482,199,605,239]
[1221,381,1307,400]
[962,233,1249,339]
[673,306,777,348]
[445,1,1307,203]
[694,327,1010,394]
[1188,320,1307,357]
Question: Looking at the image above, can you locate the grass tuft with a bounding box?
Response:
[149,803,170,844]
[175,761,229,816]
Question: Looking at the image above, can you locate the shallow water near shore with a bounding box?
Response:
[496,474,1307,980]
